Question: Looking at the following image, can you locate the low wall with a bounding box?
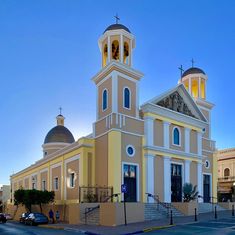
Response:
[100,202,144,226]
[172,202,198,216]
[218,202,235,210]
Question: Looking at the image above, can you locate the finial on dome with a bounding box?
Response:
[56,107,65,126]
[114,13,120,24]
[191,58,195,68]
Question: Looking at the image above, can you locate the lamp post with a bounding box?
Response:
[232,182,235,202]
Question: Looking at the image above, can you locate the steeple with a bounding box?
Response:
[98,18,135,68]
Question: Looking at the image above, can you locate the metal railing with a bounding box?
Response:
[218,176,235,182]
[79,186,113,203]
[145,193,171,216]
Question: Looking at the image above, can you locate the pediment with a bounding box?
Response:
[157,91,196,118]
[146,84,207,122]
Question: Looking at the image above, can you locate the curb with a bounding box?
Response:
[38,224,65,230]
[122,224,175,235]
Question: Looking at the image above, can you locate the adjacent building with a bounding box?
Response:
[10,22,217,208]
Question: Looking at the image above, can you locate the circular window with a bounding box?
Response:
[126,145,135,157]
[205,160,210,169]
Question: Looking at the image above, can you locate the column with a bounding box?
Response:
[112,71,118,113]
[120,34,123,63]
[184,127,191,153]
[144,116,154,146]
[189,78,192,95]
[163,156,171,203]
[184,160,191,183]
[145,154,155,202]
[198,77,201,98]
[163,121,170,148]
[197,131,203,156]
[197,162,203,202]
[107,36,111,63]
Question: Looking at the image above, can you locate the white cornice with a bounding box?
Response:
[11,138,94,178]
[144,145,203,160]
[91,61,144,84]
[141,102,207,129]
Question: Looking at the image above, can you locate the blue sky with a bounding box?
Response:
[1,0,235,185]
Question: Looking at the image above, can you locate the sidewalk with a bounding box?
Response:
[39,210,235,235]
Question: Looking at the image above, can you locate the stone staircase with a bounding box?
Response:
[198,203,226,214]
[80,206,100,225]
[144,203,183,220]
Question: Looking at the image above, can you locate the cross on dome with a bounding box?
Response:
[114,13,120,24]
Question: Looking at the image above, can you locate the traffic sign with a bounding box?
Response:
[121,184,127,193]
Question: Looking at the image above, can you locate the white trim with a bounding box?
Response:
[197,162,203,202]
[120,34,123,63]
[184,160,191,183]
[112,71,118,113]
[107,35,111,63]
[53,176,59,191]
[145,154,155,202]
[163,156,171,203]
[184,127,191,153]
[39,168,48,174]
[126,145,135,157]
[172,126,181,147]
[95,128,144,139]
[197,131,203,156]
[122,161,140,202]
[64,155,80,200]
[163,121,170,148]
[136,82,139,118]
[144,145,203,160]
[123,86,131,110]
[102,88,108,112]
[144,116,154,146]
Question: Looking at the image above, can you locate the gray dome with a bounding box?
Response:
[104,24,131,34]
[182,67,206,77]
[44,125,75,144]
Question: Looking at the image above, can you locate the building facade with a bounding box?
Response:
[11,23,217,207]
[217,148,235,201]
[0,185,10,212]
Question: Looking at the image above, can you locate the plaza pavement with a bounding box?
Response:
[39,210,235,235]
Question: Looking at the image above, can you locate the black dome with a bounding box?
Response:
[182,67,206,77]
[104,24,131,34]
[44,125,75,144]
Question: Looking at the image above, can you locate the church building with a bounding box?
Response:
[10,22,217,210]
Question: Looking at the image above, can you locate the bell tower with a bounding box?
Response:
[92,21,144,200]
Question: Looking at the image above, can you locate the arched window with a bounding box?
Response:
[102,89,108,111]
[224,168,230,177]
[103,44,108,67]
[124,42,129,64]
[112,40,119,60]
[173,127,180,145]
[123,87,130,109]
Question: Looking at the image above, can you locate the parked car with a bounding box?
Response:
[19,212,30,224]
[0,214,7,223]
[25,213,48,226]
[4,214,13,220]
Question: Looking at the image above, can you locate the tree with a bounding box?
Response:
[14,189,55,212]
[183,183,198,202]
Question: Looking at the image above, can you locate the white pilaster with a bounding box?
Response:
[107,36,111,63]
[184,160,191,183]
[136,82,139,118]
[144,116,154,146]
[130,39,133,67]
[163,156,171,203]
[112,71,118,113]
[197,162,203,202]
[145,154,155,202]
[184,127,191,153]
[120,34,123,63]
[163,121,170,148]
[197,131,203,156]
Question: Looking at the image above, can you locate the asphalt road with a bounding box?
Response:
[0,221,85,235]
[147,218,235,235]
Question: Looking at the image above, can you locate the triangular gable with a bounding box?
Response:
[145,84,207,122]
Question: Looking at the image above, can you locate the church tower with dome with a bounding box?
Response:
[10,20,217,225]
